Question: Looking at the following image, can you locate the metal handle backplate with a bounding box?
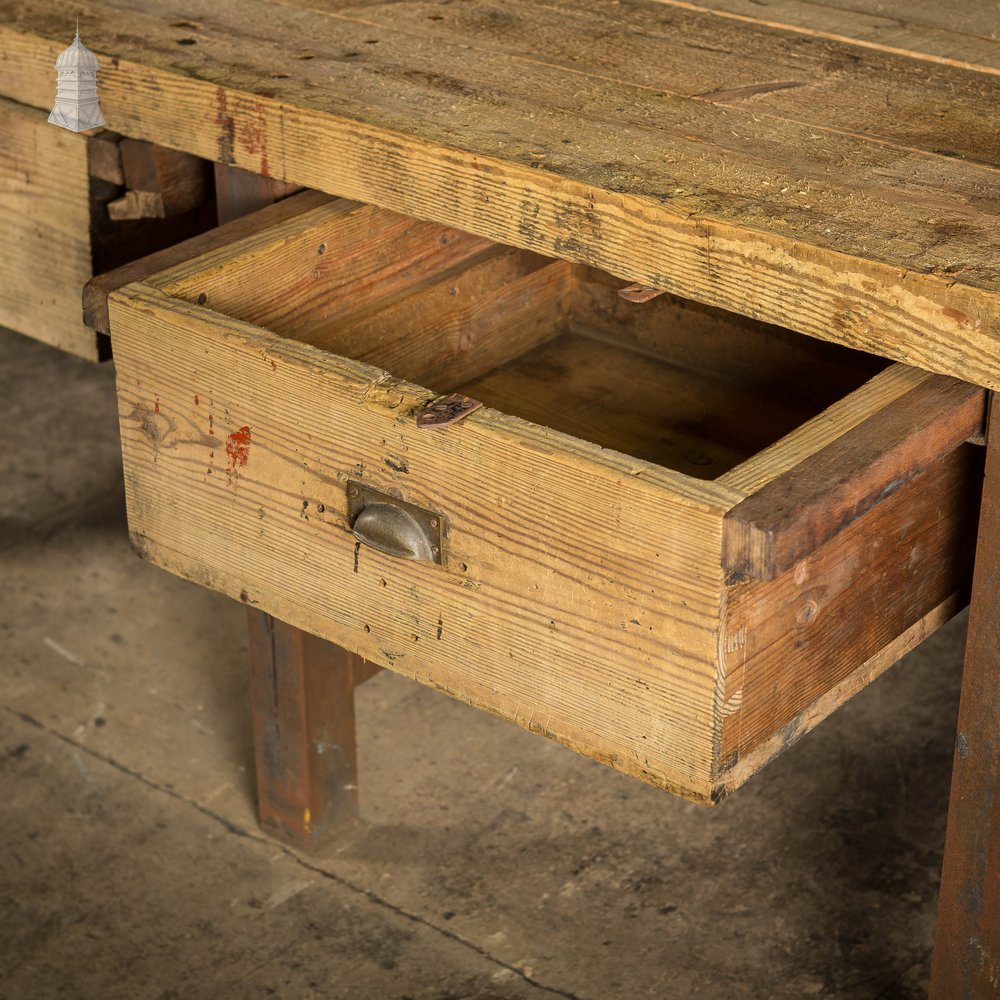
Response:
[347,480,444,564]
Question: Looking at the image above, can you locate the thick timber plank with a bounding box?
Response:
[650,0,1000,75]
[1,2,1000,386]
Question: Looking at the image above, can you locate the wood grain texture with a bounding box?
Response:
[152,200,498,341]
[718,365,932,493]
[3,1,1000,387]
[650,0,1000,75]
[83,190,334,336]
[110,281,739,800]
[713,593,964,798]
[304,0,1000,161]
[0,97,98,359]
[107,139,212,220]
[718,443,983,775]
[456,332,838,481]
[572,267,886,408]
[723,375,987,580]
[305,250,574,391]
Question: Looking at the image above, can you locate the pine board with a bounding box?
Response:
[651,0,1000,75]
[719,445,982,775]
[2,0,999,386]
[0,97,99,359]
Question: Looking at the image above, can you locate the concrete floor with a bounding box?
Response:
[0,327,969,1000]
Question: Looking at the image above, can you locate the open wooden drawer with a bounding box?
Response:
[106,192,985,802]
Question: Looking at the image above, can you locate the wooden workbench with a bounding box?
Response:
[2,2,998,995]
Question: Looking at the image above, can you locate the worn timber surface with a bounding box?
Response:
[2,0,999,386]
[0,97,97,359]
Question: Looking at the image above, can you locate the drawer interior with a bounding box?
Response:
[153,200,887,480]
[456,297,884,480]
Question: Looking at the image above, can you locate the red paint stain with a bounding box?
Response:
[209,414,214,434]
[215,88,235,164]
[154,397,160,414]
[225,426,252,481]
[942,306,971,326]
[243,102,270,176]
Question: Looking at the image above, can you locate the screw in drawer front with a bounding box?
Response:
[346,480,445,564]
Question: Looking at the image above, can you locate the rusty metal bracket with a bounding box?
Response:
[617,283,665,303]
[416,393,483,429]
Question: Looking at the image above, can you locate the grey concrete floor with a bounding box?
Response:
[0,327,969,999]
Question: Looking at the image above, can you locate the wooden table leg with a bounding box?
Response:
[931,393,1000,997]
[247,608,366,850]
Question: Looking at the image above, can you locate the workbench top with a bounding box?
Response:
[3,1,999,386]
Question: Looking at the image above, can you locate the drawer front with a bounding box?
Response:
[103,195,982,802]
[0,97,96,357]
[110,280,735,801]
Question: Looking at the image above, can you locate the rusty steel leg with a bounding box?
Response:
[217,167,368,850]
[247,608,364,851]
[931,393,1000,998]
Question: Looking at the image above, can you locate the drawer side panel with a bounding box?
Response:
[717,443,982,785]
[110,283,736,801]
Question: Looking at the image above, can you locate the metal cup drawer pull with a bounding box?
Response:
[347,480,444,564]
